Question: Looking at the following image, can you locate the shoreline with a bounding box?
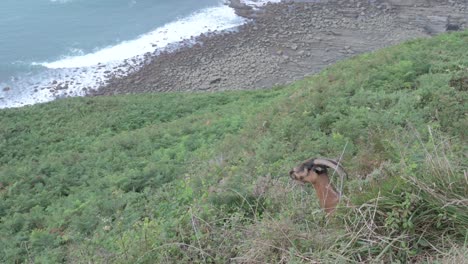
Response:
[92,0,466,96]
[0,3,245,109]
[1,0,466,108]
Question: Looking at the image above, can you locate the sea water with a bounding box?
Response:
[0,0,280,109]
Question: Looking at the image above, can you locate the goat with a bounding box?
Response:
[289,158,348,215]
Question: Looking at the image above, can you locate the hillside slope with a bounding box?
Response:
[1,31,467,263]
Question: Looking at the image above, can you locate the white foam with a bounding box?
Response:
[1,4,247,109]
[38,5,245,69]
[241,0,282,8]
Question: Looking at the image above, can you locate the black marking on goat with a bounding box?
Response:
[301,159,315,171]
[299,159,329,174]
[313,165,327,174]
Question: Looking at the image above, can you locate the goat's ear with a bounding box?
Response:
[313,166,326,174]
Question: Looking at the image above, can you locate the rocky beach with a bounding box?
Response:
[2,0,466,105]
[92,0,466,96]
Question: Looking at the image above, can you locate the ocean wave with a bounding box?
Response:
[36,5,245,69]
[241,0,281,8]
[2,3,247,109]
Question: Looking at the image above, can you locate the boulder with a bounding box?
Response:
[226,0,262,19]
[446,23,460,31]
[227,0,252,10]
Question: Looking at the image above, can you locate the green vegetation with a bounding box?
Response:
[1,31,467,263]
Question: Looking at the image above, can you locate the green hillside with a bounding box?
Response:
[1,31,467,263]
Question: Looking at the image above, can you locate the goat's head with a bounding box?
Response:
[289,158,348,214]
[289,158,347,184]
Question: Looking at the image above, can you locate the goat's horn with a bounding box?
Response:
[313,158,348,180]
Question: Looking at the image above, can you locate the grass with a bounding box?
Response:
[0,30,467,263]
